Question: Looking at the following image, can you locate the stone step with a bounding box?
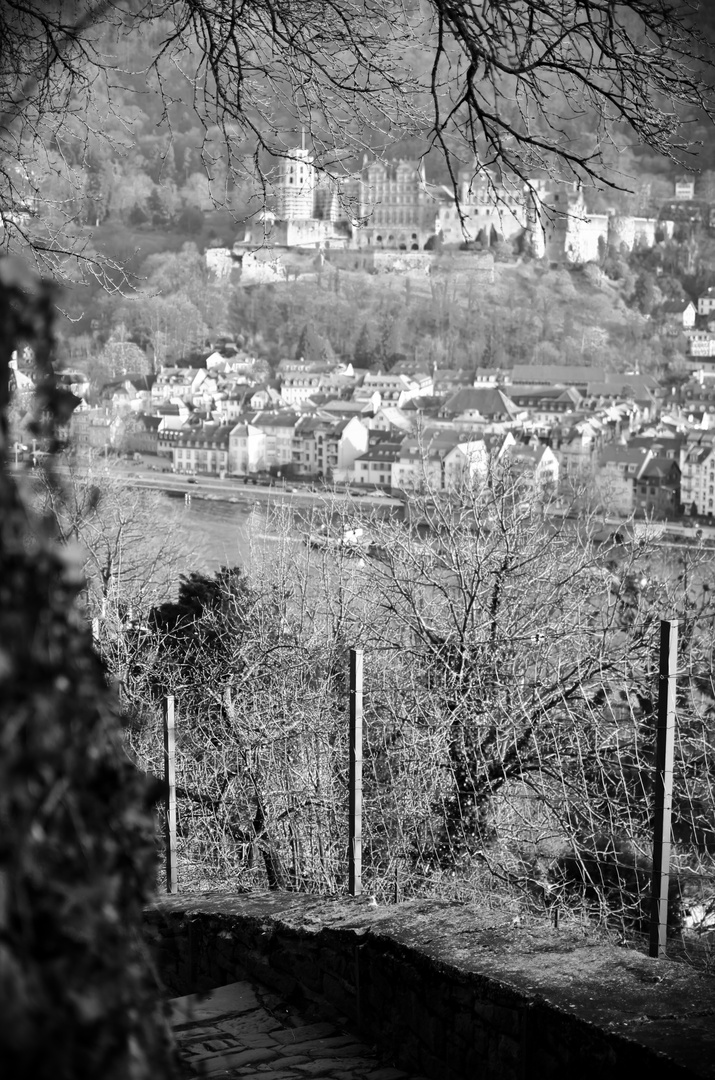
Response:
[170,979,426,1079]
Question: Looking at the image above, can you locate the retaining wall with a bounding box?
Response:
[144,892,715,1080]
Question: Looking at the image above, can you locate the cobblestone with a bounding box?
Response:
[170,980,425,1080]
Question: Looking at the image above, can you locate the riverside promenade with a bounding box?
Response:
[170,978,428,1080]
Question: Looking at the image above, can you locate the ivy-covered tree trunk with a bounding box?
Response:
[0,263,177,1079]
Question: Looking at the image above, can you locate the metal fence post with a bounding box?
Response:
[348,648,363,897]
[649,620,677,958]
[163,695,178,894]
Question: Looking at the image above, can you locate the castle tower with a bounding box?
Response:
[275,148,316,220]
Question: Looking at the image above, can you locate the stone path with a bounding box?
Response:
[170,980,429,1080]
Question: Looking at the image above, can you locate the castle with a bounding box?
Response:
[239,147,348,250]
[534,184,657,263]
[232,145,659,264]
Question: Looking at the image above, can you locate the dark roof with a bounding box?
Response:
[402,394,446,412]
[586,380,657,402]
[398,431,462,460]
[660,299,694,314]
[357,444,403,465]
[442,386,520,418]
[138,414,162,432]
[176,423,233,446]
[509,386,582,406]
[628,433,685,452]
[638,456,680,481]
[294,414,356,438]
[321,399,373,416]
[127,373,156,391]
[509,365,606,387]
[250,410,299,429]
[599,446,648,466]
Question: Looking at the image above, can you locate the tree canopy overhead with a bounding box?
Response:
[1,0,714,277]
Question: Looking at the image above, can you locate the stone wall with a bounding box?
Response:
[205,247,234,278]
[238,250,288,284]
[372,251,433,274]
[144,892,715,1080]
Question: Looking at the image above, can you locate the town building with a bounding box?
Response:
[680,433,715,516]
[173,423,233,476]
[122,414,161,457]
[352,438,403,489]
[151,367,215,408]
[505,443,560,496]
[658,299,697,334]
[508,387,582,429]
[291,415,368,480]
[508,365,607,389]
[442,438,495,488]
[553,417,605,481]
[697,286,715,317]
[69,407,124,459]
[392,434,454,491]
[228,422,266,475]
[595,446,650,515]
[360,371,434,408]
[280,370,326,407]
[440,386,523,427]
[370,405,416,437]
[157,409,196,458]
[633,455,681,517]
[675,176,696,201]
[249,411,299,471]
[432,368,475,394]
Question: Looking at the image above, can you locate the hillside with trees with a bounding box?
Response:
[55,245,687,380]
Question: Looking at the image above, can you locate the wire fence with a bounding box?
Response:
[114,486,715,968]
[129,636,715,970]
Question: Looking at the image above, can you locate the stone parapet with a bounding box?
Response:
[144,891,715,1080]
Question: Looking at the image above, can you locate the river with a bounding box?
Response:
[171,494,295,575]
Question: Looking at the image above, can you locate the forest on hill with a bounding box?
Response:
[55,236,698,383]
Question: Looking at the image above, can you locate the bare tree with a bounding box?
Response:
[1,1,713,278]
[341,470,715,926]
[110,477,715,925]
[33,461,197,620]
[426,0,715,194]
[120,524,354,893]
